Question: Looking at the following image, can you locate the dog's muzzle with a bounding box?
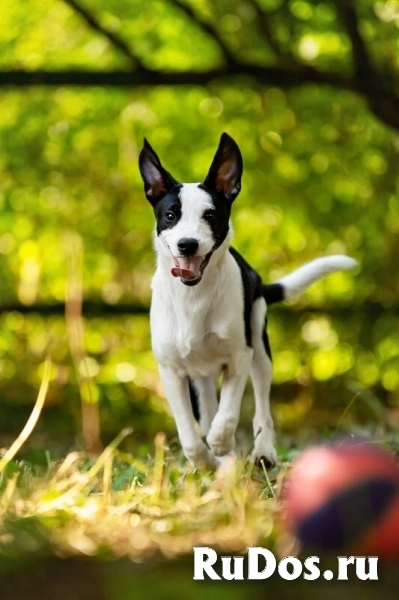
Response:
[171,251,213,286]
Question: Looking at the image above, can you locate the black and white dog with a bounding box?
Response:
[139,133,356,469]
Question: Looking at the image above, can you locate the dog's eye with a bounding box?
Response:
[204,210,216,221]
[165,211,175,222]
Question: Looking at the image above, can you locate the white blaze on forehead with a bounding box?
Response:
[160,183,215,259]
[179,183,214,215]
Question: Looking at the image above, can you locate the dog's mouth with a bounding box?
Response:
[171,252,213,286]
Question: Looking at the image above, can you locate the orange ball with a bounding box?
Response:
[280,441,399,560]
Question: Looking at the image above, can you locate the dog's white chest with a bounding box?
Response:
[151,299,239,377]
[175,330,232,376]
[150,257,245,378]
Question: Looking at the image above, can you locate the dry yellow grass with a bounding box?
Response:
[0,432,281,560]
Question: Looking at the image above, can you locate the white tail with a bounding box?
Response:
[278,255,357,300]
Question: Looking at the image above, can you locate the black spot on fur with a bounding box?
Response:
[153,187,183,235]
[198,184,232,250]
[262,283,285,305]
[229,248,273,360]
[229,247,263,349]
[188,378,200,422]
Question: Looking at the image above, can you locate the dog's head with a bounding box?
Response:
[138,133,243,286]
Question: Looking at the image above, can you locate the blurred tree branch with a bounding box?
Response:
[334,0,399,132]
[0,301,149,317]
[0,64,358,88]
[168,0,237,66]
[0,0,398,131]
[245,0,291,59]
[336,0,373,80]
[0,301,392,320]
[61,0,139,67]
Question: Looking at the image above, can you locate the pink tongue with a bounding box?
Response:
[171,267,195,278]
[171,256,203,279]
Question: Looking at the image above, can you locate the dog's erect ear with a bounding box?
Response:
[139,139,179,204]
[203,133,243,202]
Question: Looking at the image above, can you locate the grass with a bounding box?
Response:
[0,433,283,560]
[1,360,397,564]
[0,359,289,561]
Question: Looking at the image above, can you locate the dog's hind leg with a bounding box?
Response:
[159,366,218,468]
[189,377,218,435]
[250,297,277,468]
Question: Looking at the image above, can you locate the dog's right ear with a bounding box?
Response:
[138,139,178,205]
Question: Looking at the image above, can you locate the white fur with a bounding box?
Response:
[151,228,250,465]
[250,297,276,465]
[278,255,357,300]
[150,185,357,468]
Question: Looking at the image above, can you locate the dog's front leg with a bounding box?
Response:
[190,377,218,435]
[159,366,218,468]
[206,349,253,457]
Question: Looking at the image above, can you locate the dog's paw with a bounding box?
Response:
[184,441,219,470]
[252,437,277,470]
[215,451,236,472]
[206,417,235,457]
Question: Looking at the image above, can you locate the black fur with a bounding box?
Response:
[188,378,200,422]
[198,183,232,250]
[229,248,261,344]
[262,283,285,305]
[229,247,274,360]
[153,190,183,235]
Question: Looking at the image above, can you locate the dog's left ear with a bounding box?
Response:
[139,139,179,205]
[203,133,243,202]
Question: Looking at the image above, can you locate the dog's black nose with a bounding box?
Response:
[177,238,199,256]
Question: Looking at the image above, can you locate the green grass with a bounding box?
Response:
[0,431,283,560]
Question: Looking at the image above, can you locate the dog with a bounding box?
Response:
[138,132,356,469]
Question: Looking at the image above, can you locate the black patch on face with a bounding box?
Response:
[198,183,232,250]
[229,247,271,359]
[153,185,183,235]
